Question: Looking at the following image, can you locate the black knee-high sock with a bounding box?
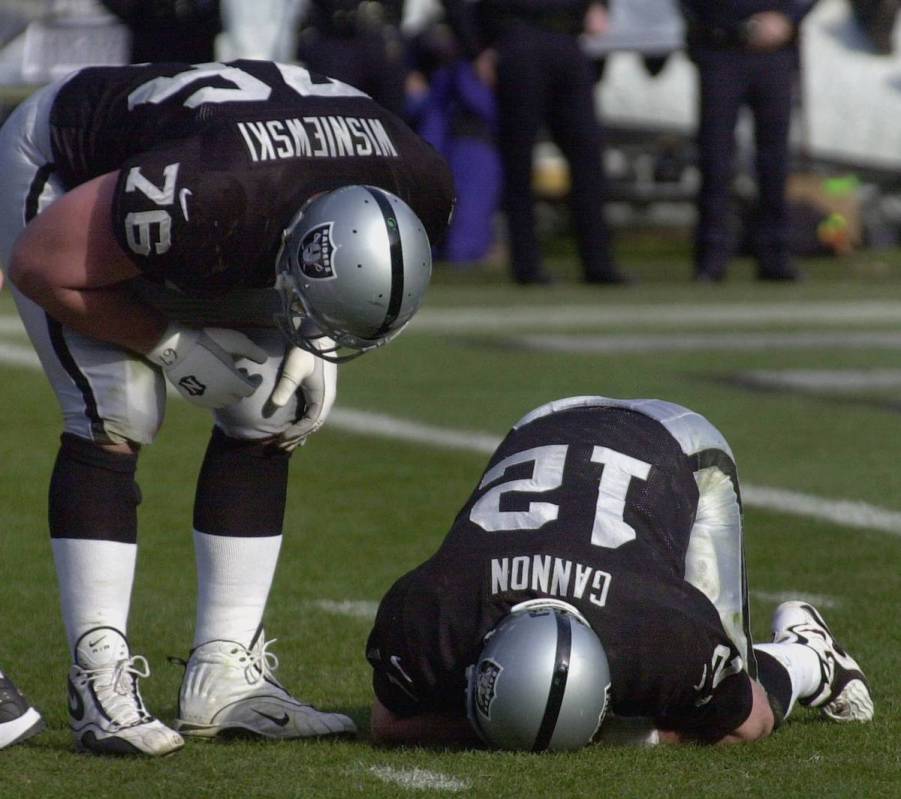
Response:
[754,648,793,729]
[193,427,289,536]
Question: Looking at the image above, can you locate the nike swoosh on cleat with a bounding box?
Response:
[252,709,290,727]
[67,677,85,721]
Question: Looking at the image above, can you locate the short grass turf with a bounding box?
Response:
[1,232,899,798]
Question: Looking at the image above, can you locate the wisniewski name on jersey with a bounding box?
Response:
[236,116,399,162]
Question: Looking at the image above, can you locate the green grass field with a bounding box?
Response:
[1,231,900,797]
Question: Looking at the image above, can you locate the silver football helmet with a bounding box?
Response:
[274,185,433,362]
[466,599,611,752]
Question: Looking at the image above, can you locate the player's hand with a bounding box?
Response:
[147,322,266,409]
[744,12,794,51]
[473,49,497,89]
[269,341,337,451]
[584,2,610,37]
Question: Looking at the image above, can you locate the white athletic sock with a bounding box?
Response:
[192,530,282,649]
[754,642,823,716]
[51,538,136,655]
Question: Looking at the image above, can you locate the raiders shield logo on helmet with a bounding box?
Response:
[299,223,336,279]
[474,659,503,719]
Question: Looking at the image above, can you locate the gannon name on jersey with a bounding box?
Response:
[237,116,398,162]
[490,555,612,608]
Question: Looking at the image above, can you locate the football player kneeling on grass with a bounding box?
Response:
[366,396,874,750]
[0,60,453,756]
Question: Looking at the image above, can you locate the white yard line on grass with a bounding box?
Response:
[5,301,901,338]
[740,485,901,537]
[750,590,839,609]
[516,331,901,353]
[367,766,471,793]
[741,368,901,392]
[0,317,26,334]
[331,409,901,539]
[0,341,41,367]
[310,593,839,621]
[331,408,499,454]
[2,323,900,538]
[413,300,901,332]
[308,599,379,619]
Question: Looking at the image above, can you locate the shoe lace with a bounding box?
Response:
[236,638,281,686]
[82,655,152,729]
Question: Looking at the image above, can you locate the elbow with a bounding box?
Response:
[730,709,774,743]
[369,698,399,746]
[7,241,43,302]
[7,239,61,312]
[719,679,776,744]
[370,716,390,746]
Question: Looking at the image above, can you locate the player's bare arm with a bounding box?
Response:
[8,170,167,354]
[719,679,776,743]
[659,678,776,745]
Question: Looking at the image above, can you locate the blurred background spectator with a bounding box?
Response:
[850,0,900,53]
[218,0,305,61]
[100,0,221,63]
[2,0,901,278]
[681,1,818,282]
[406,21,502,264]
[0,0,129,87]
[295,0,409,118]
[443,0,627,286]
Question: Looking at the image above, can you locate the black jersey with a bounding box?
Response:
[48,60,454,294]
[367,398,753,743]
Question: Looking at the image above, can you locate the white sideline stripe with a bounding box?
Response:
[750,590,839,609]
[368,766,470,793]
[2,336,900,538]
[331,410,901,538]
[308,599,378,619]
[313,593,841,618]
[413,301,901,331]
[5,301,901,337]
[0,316,26,334]
[0,341,40,367]
[741,369,901,392]
[517,331,901,353]
[741,485,901,537]
[331,408,499,454]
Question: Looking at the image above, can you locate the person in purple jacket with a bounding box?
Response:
[680,1,819,282]
[409,28,502,265]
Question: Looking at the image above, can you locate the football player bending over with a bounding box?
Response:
[0,60,453,756]
[366,397,874,749]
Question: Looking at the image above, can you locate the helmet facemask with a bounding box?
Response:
[273,261,400,363]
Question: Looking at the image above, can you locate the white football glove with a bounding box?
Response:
[269,341,337,451]
[147,322,267,409]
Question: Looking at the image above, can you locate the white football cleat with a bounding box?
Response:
[175,631,357,739]
[772,602,874,722]
[68,627,184,756]
[0,671,44,749]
